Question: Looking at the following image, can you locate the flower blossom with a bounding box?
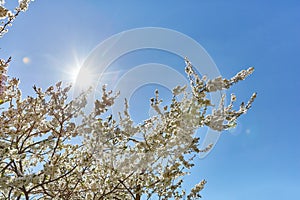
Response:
[0,58,8,100]
[18,0,33,11]
[0,5,10,19]
[206,76,224,92]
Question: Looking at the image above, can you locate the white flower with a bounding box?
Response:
[0,6,9,19]
[18,0,32,11]
[206,76,224,92]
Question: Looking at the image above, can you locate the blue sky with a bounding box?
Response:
[1,0,300,199]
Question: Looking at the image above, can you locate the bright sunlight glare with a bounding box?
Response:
[73,67,97,90]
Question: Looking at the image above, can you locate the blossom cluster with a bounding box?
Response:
[185,58,256,131]
[0,57,10,104]
[0,0,34,37]
[0,4,11,20]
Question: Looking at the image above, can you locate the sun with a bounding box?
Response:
[61,64,94,94]
[74,67,98,90]
[69,66,81,83]
[61,50,98,90]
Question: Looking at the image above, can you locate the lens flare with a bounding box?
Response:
[22,57,30,64]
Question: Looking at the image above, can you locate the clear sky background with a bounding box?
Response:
[1,0,300,199]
